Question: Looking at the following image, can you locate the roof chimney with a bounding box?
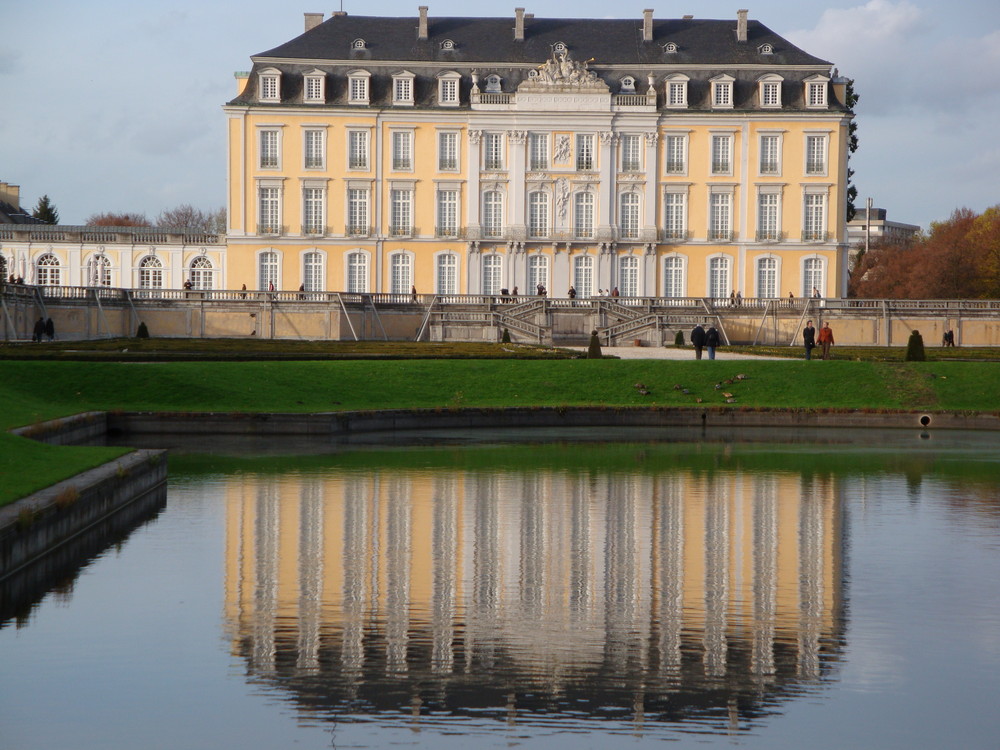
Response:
[304,13,323,32]
[418,6,428,40]
[515,7,525,41]
[737,9,748,42]
[642,9,654,42]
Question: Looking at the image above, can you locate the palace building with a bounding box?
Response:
[223,8,853,299]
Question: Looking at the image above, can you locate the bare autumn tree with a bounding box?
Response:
[156,204,226,233]
[85,212,150,226]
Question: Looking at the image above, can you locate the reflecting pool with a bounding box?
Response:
[2,430,999,749]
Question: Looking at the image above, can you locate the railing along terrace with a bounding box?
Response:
[0,225,223,245]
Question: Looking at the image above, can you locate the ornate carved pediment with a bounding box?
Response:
[524,50,607,90]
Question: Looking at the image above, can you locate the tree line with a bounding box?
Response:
[849,206,1000,299]
[30,196,225,234]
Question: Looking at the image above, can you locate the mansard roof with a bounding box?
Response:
[254,14,831,68]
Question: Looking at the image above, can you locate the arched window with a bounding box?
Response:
[303,251,324,292]
[139,256,163,289]
[574,192,594,239]
[528,191,549,238]
[756,257,778,298]
[708,256,730,299]
[619,193,640,239]
[436,253,458,295]
[36,254,61,286]
[573,255,594,297]
[618,255,639,297]
[189,256,214,290]
[390,253,412,295]
[803,257,824,297]
[258,250,279,290]
[346,251,368,293]
[482,191,504,238]
[528,254,548,294]
[663,256,685,298]
[482,254,502,295]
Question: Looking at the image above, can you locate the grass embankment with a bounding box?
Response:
[3,356,999,507]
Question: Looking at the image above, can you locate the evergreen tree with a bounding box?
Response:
[905,330,926,361]
[587,330,603,359]
[32,195,59,224]
[844,79,859,222]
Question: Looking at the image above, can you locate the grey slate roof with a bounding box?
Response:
[255,14,831,68]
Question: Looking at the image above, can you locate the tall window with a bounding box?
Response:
[259,130,279,168]
[804,193,826,240]
[438,132,458,171]
[663,256,684,297]
[347,188,369,235]
[189,256,213,290]
[389,254,412,294]
[303,130,325,169]
[483,133,503,170]
[482,255,502,295]
[803,258,824,296]
[757,193,779,240]
[346,251,368,293]
[348,74,369,104]
[708,256,730,299]
[348,130,369,170]
[436,254,458,295]
[760,134,780,174]
[389,189,413,236]
[621,134,641,172]
[303,251,323,291]
[619,193,640,239]
[709,193,732,240]
[303,187,324,234]
[756,257,777,298]
[392,131,413,171]
[619,255,639,297]
[576,134,594,171]
[574,192,594,238]
[573,255,594,297]
[805,135,826,175]
[258,186,280,234]
[665,134,686,174]
[711,134,732,174]
[528,255,548,294]
[529,133,548,170]
[482,191,504,238]
[258,251,278,290]
[138,256,163,289]
[663,192,686,240]
[437,190,458,237]
[528,192,549,238]
[36,254,61,286]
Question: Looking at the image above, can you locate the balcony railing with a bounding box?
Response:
[438,159,458,171]
[756,229,784,241]
[346,225,371,237]
[388,225,416,237]
[708,229,734,241]
[613,93,656,107]
[349,159,369,170]
[759,162,779,174]
[576,158,594,171]
[303,224,326,236]
[711,161,731,174]
[660,228,689,242]
[665,161,685,173]
[435,226,464,238]
[392,159,412,171]
[802,230,828,241]
[259,225,284,236]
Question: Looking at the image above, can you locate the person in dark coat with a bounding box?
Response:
[45,317,55,341]
[705,326,720,359]
[33,317,45,342]
[803,319,816,360]
[690,324,707,359]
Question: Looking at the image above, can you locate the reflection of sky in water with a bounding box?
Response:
[1,438,999,750]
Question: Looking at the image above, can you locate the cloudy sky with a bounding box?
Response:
[2,0,997,229]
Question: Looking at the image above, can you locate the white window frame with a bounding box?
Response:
[758,132,782,176]
[573,254,594,297]
[258,68,281,102]
[528,132,548,171]
[576,134,595,171]
[302,128,326,170]
[758,75,783,109]
[482,191,504,238]
[620,134,642,172]
[708,189,733,241]
[662,254,686,297]
[389,188,413,237]
[707,254,732,299]
[257,180,282,235]
[528,254,549,294]
[437,130,459,171]
[802,256,825,297]
[664,132,688,175]
[303,71,325,103]
[756,189,782,241]
[618,255,639,297]
[483,132,504,171]
[189,256,214,290]
[805,76,829,109]
[258,128,281,170]
[528,191,549,238]
[348,70,370,105]
[710,133,734,175]
[302,250,325,291]
[574,192,595,239]
[435,252,459,295]
[755,255,779,298]
[347,129,369,171]
[663,189,687,241]
[619,192,640,239]
[804,133,828,176]
[345,250,370,293]
[389,252,413,294]
[257,249,280,290]
[302,184,326,235]
[346,186,370,236]
[436,189,459,237]
[393,71,415,106]
[438,72,460,106]
[711,75,734,109]
[391,130,414,172]
[802,190,828,242]
[35,253,61,286]
[665,74,689,109]
[482,254,503,295]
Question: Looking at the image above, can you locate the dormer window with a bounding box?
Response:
[352,38,367,50]
[620,76,636,93]
[485,74,502,94]
[440,39,455,50]
[554,41,567,54]
[663,42,678,54]
[665,73,689,108]
[258,68,281,102]
[393,71,415,106]
[438,71,461,106]
[711,74,735,109]
[348,70,370,105]
[758,74,783,109]
[303,70,325,103]
[805,76,829,108]
[758,43,773,55]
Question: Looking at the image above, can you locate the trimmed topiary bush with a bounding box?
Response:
[905,330,926,361]
[674,330,685,347]
[501,328,511,343]
[136,321,150,339]
[587,330,603,359]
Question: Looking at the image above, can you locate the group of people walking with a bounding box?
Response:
[32,317,55,342]
[802,320,835,360]
[690,324,721,360]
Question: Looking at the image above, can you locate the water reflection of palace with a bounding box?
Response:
[224,468,845,727]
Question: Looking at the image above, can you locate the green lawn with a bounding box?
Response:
[2,356,999,507]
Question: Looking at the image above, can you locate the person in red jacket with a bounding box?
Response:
[818,322,835,360]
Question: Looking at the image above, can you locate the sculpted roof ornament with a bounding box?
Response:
[525,49,607,90]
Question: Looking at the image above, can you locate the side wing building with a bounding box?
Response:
[223,8,853,299]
